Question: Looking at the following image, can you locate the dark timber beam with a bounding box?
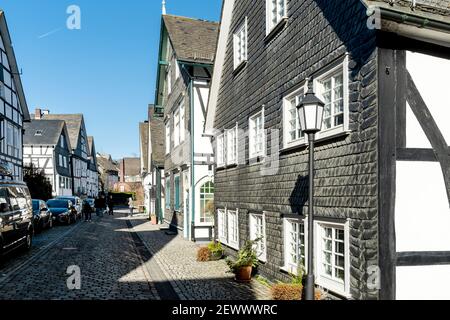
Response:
[397,251,450,266]
[406,72,450,206]
[378,48,398,300]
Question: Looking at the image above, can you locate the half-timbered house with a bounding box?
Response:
[205,0,450,300]
[34,110,91,197]
[23,120,72,196]
[0,10,31,182]
[155,14,219,240]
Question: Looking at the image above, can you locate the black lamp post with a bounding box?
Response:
[297,80,325,301]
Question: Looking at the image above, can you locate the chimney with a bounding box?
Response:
[148,104,155,121]
[35,108,42,120]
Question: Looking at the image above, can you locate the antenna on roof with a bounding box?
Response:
[162,0,166,15]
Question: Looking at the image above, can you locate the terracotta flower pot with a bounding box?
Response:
[150,216,158,225]
[235,266,253,283]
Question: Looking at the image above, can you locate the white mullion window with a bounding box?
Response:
[314,56,349,140]
[165,122,171,155]
[226,125,238,165]
[216,133,226,167]
[283,218,307,274]
[227,209,239,249]
[249,110,265,158]
[266,0,287,34]
[282,84,307,148]
[315,221,350,297]
[174,109,180,147]
[233,18,248,69]
[250,213,266,262]
[218,209,228,244]
[179,102,185,143]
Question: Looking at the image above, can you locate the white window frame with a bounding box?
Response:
[60,135,65,149]
[226,124,238,166]
[175,60,180,80]
[227,209,239,250]
[282,83,307,149]
[233,18,248,70]
[282,56,350,148]
[173,109,180,147]
[250,213,267,262]
[314,56,350,140]
[266,0,288,35]
[166,66,172,96]
[179,102,185,143]
[216,133,226,167]
[218,209,228,245]
[282,217,308,275]
[249,108,265,159]
[314,220,350,298]
[165,122,171,155]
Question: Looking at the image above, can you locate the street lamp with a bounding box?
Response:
[296,80,325,301]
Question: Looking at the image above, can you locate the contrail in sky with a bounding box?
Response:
[38,27,63,39]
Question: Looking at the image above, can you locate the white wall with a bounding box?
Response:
[395,51,450,300]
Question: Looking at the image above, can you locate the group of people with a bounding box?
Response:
[82,195,115,222]
[81,195,136,221]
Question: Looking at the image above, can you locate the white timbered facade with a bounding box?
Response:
[0,11,31,182]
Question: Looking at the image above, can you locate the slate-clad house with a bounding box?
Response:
[205,0,450,300]
[0,10,30,181]
[87,136,99,197]
[23,120,73,196]
[96,153,119,192]
[155,14,219,240]
[34,110,92,197]
[142,105,165,221]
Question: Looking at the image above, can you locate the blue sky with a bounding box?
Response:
[0,0,222,159]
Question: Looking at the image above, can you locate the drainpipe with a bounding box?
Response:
[190,78,195,242]
[70,151,75,196]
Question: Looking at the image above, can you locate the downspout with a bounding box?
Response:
[52,146,57,196]
[70,151,75,196]
[190,78,195,242]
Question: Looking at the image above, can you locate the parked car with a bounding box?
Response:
[56,196,82,220]
[32,200,52,233]
[0,182,34,260]
[46,199,76,225]
[85,198,95,211]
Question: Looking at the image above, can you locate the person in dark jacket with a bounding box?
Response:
[82,200,92,222]
[107,195,114,215]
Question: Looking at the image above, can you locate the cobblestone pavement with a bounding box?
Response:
[128,214,272,300]
[0,213,159,300]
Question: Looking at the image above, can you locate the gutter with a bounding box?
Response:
[375,7,450,47]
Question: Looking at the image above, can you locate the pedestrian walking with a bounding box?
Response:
[107,195,114,216]
[94,197,101,217]
[128,197,134,217]
[82,200,92,222]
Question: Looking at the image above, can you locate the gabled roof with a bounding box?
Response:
[23,120,71,149]
[163,15,219,64]
[139,122,149,172]
[36,114,84,150]
[0,11,30,121]
[97,153,119,173]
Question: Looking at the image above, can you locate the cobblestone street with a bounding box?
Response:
[0,209,271,300]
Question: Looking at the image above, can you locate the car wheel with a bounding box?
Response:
[23,231,32,251]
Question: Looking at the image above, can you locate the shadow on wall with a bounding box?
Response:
[289,175,309,215]
[314,0,377,77]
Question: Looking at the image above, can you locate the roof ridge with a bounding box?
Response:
[164,14,219,24]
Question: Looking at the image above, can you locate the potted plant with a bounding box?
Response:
[207,241,224,261]
[150,214,158,225]
[226,239,259,283]
[197,246,211,262]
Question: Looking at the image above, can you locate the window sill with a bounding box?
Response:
[265,18,288,43]
[281,130,351,154]
[232,60,247,76]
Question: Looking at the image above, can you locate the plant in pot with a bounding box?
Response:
[207,241,224,261]
[226,239,260,283]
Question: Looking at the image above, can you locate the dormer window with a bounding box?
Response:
[35,130,43,136]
